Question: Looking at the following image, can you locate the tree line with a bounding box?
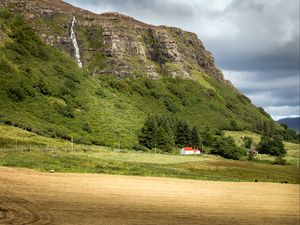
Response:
[138,114,202,153]
[138,114,289,162]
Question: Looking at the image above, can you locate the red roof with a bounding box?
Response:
[182,147,202,151]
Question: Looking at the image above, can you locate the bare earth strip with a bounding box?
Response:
[0,167,299,225]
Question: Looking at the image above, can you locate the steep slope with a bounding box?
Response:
[0,1,278,148]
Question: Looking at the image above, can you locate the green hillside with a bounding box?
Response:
[0,9,282,148]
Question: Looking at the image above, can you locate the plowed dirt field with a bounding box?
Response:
[0,167,299,225]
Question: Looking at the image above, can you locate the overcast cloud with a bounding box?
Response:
[65,0,299,120]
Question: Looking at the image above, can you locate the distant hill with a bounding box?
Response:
[278,117,300,132]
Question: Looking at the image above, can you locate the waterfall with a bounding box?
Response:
[70,16,83,68]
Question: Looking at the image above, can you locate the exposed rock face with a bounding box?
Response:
[149,28,181,62]
[102,29,146,58]
[0,0,232,86]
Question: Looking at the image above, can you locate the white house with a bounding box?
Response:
[180,147,201,155]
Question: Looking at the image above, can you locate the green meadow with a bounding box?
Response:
[1,124,299,184]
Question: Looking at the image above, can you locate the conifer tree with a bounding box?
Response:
[191,126,202,149]
[156,126,174,152]
[138,115,158,149]
[201,127,215,147]
[175,120,191,147]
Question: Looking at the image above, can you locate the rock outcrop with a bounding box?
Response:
[0,0,232,86]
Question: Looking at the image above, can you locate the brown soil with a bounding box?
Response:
[0,167,299,225]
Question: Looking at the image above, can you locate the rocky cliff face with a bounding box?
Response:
[0,0,232,86]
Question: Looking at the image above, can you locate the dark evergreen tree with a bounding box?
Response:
[138,115,158,149]
[175,120,191,147]
[156,126,174,152]
[201,128,215,147]
[191,126,202,149]
[139,114,175,151]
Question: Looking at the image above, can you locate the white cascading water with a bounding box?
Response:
[70,16,83,68]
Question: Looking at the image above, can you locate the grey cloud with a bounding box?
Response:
[212,38,299,71]
[264,106,299,121]
[224,70,299,108]
[69,0,195,24]
[203,0,299,71]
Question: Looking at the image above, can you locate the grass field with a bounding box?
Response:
[0,124,299,183]
[224,130,261,145]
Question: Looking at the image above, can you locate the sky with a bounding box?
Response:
[65,0,300,120]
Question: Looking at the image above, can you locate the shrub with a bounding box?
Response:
[228,120,241,131]
[55,104,74,118]
[211,136,245,160]
[7,87,26,102]
[257,136,286,156]
[242,136,253,148]
[215,129,224,136]
[164,100,179,113]
[130,82,146,96]
[206,89,216,98]
[237,93,251,104]
[0,8,11,19]
[247,151,255,161]
[55,130,71,141]
[83,123,92,133]
[273,155,287,165]
[34,79,51,95]
[144,79,157,89]
[0,58,14,73]
[133,144,149,152]
[5,41,30,59]
[10,16,48,60]
[73,136,92,145]
[95,88,107,98]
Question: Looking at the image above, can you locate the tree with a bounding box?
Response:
[175,120,191,147]
[242,136,253,149]
[229,120,240,131]
[211,136,245,160]
[257,136,286,156]
[255,120,275,137]
[138,115,158,149]
[201,128,215,147]
[191,126,202,149]
[138,114,176,152]
[156,126,174,152]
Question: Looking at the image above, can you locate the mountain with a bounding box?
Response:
[0,0,279,148]
[278,117,300,132]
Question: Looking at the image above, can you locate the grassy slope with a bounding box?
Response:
[0,124,299,183]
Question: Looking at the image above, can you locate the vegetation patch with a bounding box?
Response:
[0,124,299,183]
